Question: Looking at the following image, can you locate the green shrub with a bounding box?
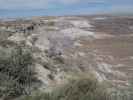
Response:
[108,85,133,100]
[46,21,55,26]
[0,45,36,99]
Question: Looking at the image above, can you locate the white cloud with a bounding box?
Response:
[0,0,49,9]
[0,0,132,10]
[0,0,106,9]
[57,0,81,4]
[110,5,133,13]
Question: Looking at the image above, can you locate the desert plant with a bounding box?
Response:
[0,45,36,99]
[46,21,55,26]
[20,74,110,100]
[109,83,133,100]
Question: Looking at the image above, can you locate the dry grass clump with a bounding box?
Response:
[19,72,133,100]
[20,73,109,100]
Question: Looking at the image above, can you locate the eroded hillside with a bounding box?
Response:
[0,15,133,92]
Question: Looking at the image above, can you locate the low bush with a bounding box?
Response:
[46,21,55,26]
[0,45,36,100]
[20,75,109,100]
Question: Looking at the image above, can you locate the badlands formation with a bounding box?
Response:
[0,15,133,91]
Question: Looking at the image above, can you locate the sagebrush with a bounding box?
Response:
[0,45,36,99]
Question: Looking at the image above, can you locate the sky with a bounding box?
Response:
[0,0,133,17]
